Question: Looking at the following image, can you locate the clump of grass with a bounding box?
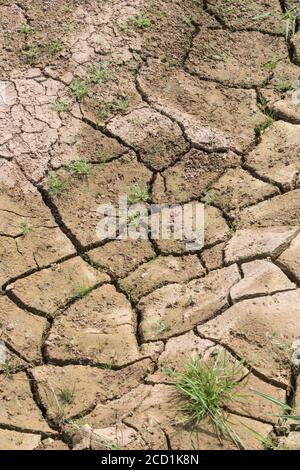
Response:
[285,9,298,40]
[132,14,151,29]
[276,80,292,93]
[70,79,89,99]
[113,96,130,113]
[20,218,31,236]
[70,158,92,177]
[59,387,75,405]
[255,115,274,136]
[89,62,110,84]
[52,101,70,114]
[176,352,243,445]
[49,175,66,196]
[127,184,149,204]
[72,285,91,300]
[102,359,116,370]
[19,23,33,34]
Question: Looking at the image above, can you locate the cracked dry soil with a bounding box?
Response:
[0,0,300,451]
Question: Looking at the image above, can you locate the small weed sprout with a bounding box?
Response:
[103,440,124,451]
[132,117,143,127]
[20,218,31,236]
[203,189,219,207]
[155,320,171,334]
[176,351,244,445]
[285,9,298,40]
[72,285,91,300]
[113,96,130,114]
[255,115,274,136]
[276,80,292,93]
[52,101,70,114]
[71,79,89,99]
[102,359,116,370]
[49,175,66,196]
[1,358,19,378]
[252,12,272,21]
[70,158,92,178]
[67,416,86,434]
[265,59,277,73]
[132,14,151,29]
[23,45,40,64]
[98,152,110,163]
[19,23,33,34]
[182,15,193,26]
[59,387,75,405]
[127,184,149,204]
[47,39,62,55]
[89,63,110,84]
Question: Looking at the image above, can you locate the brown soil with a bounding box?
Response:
[0,0,300,451]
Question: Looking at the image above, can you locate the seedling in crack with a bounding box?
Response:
[70,158,92,178]
[59,387,75,405]
[49,175,66,196]
[20,218,31,236]
[255,116,274,136]
[72,285,91,300]
[127,184,149,204]
[203,189,219,207]
[176,351,244,446]
[276,80,292,93]
[70,79,89,99]
[102,359,116,370]
[285,9,298,40]
[98,152,111,163]
[19,23,33,35]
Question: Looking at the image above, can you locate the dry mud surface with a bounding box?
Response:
[0,0,300,451]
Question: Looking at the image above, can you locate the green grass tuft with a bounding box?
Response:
[176,351,244,444]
